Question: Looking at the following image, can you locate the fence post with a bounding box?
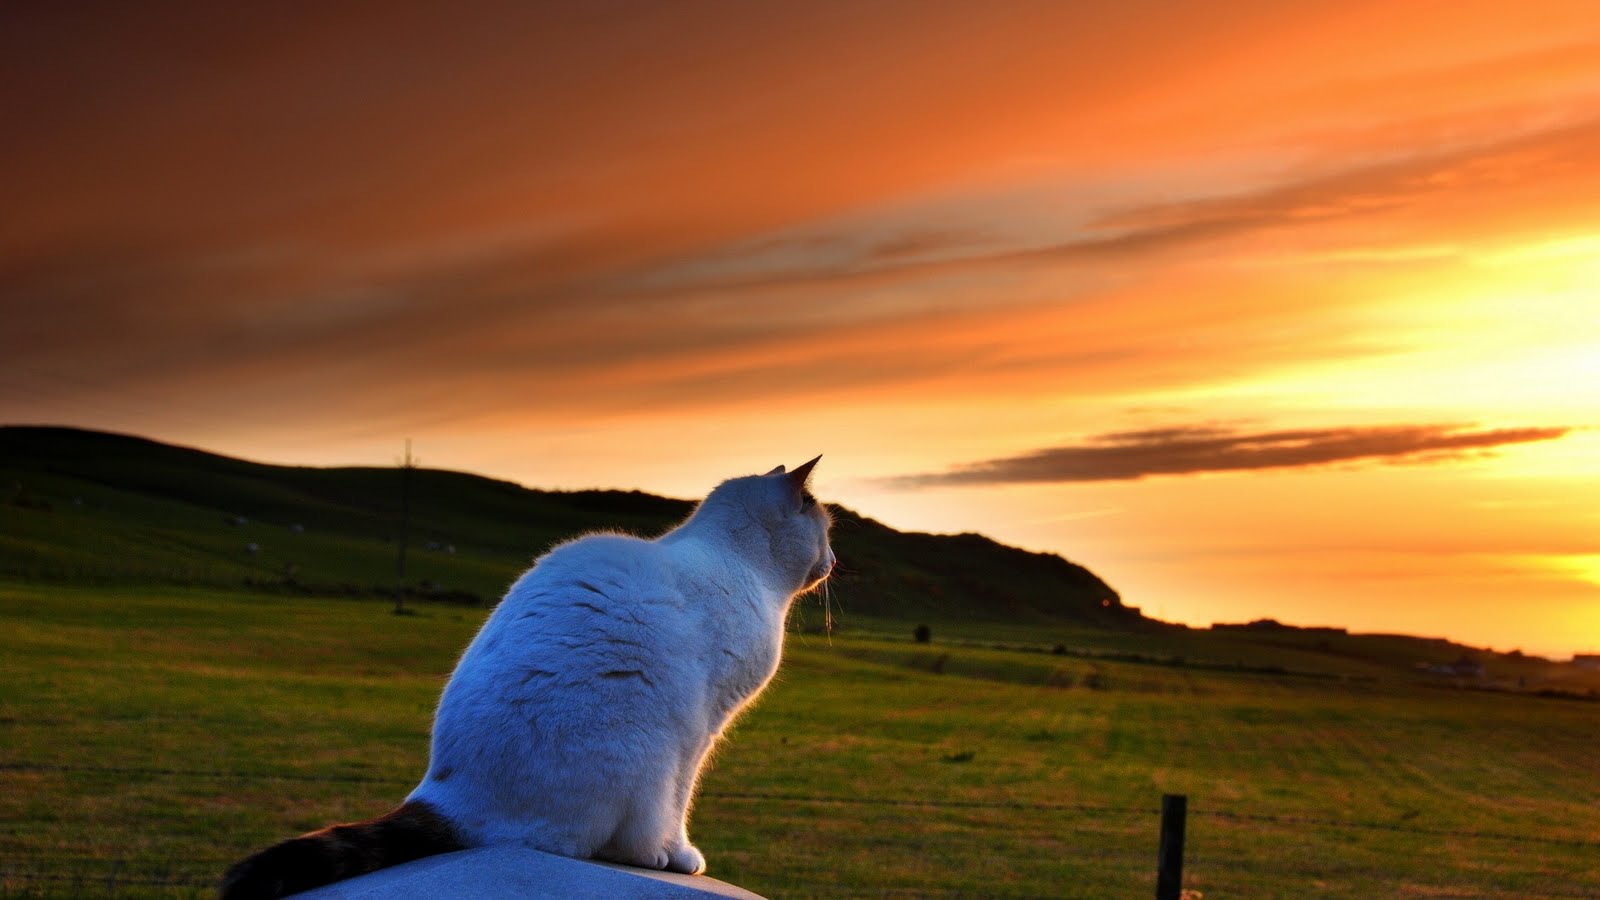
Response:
[1156,793,1187,900]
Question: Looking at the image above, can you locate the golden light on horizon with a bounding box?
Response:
[1541,553,1600,590]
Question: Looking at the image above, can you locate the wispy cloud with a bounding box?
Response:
[887,424,1574,487]
[630,110,1600,302]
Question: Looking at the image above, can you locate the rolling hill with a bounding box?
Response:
[0,425,1138,628]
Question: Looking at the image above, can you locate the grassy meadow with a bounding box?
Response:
[3,581,1598,899]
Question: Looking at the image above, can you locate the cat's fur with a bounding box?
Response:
[220,458,834,899]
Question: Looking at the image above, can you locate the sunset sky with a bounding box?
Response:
[3,1,1597,656]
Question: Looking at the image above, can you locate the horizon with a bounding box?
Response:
[8,421,1592,662]
[3,3,1597,658]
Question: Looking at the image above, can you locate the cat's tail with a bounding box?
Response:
[218,799,463,900]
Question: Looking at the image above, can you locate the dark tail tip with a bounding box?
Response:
[219,840,300,900]
[219,800,462,900]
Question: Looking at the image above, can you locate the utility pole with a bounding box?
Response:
[395,439,414,615]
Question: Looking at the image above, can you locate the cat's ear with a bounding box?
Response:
[765,465,786,476]
[787,455,821,489]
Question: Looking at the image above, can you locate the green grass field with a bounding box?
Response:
[3,581,1598,899]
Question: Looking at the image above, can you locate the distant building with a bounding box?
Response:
[1211,618,1347,635]
[1450,655,1485,678]
[1419,654,1486,678]
[1574,654,1600,671]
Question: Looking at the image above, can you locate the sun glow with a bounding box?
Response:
[1143,228,1600,428]
[1538,553,1600,589]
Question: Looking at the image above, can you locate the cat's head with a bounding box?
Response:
[702,456,835,595]
[761,456,836,593]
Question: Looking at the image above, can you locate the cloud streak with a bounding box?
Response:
[888,424,1574,487]
[627,108,1600,306]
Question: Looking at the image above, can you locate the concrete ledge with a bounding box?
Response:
[289,845,767,899]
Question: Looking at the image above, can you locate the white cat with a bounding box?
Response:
[221,458,834,899]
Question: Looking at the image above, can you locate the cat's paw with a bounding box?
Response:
[666,843,706,875]
[604,847,672,870]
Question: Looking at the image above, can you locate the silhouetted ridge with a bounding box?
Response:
[0,426,1138,628]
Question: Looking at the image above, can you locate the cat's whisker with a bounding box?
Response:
[821,578,838,644]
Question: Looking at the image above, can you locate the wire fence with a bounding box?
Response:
[5,761,1595,850]
[4,760,1599,896]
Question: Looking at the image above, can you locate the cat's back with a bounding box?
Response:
[471,532,691,658]
[436,532,689,719]
[507,531,678,612]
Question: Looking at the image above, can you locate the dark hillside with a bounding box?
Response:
[0,426,1137,628]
